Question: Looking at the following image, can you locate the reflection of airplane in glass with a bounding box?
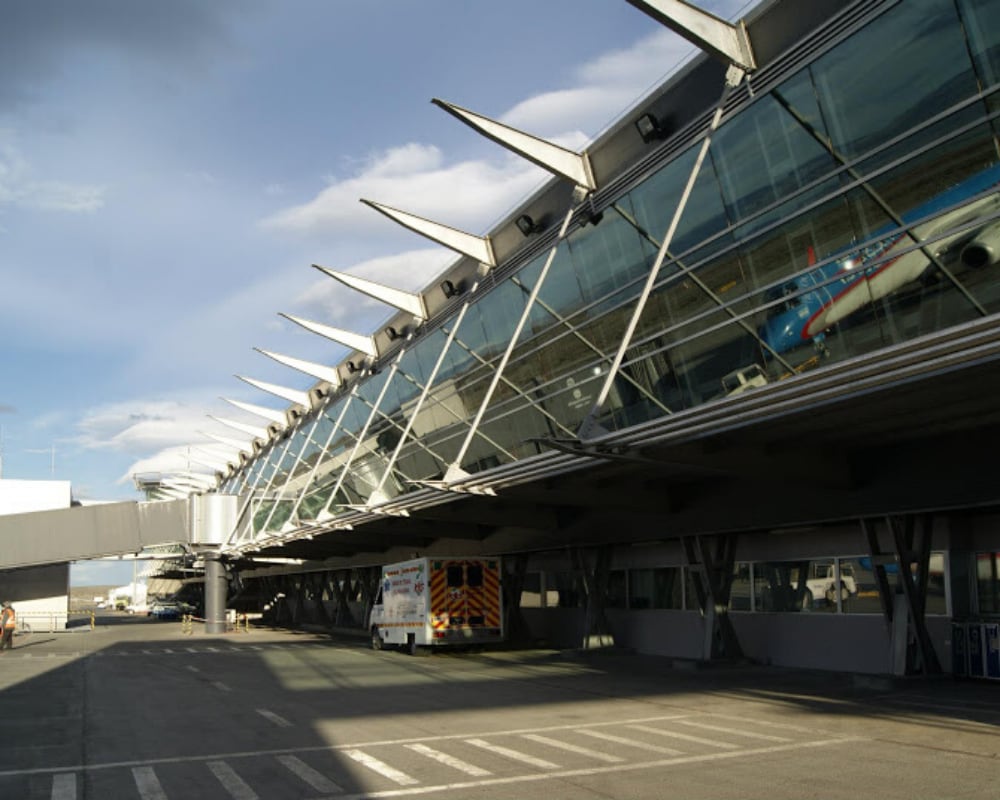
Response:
[760,165,1000,355]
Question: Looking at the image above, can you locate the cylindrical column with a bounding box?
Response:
[204,554,228,634]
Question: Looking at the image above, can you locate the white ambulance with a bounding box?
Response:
[368,557,504,654]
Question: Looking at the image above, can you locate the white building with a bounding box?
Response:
[0,479,73,631]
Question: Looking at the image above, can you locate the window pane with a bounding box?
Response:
[976,552,1000,615]
[607,571,627,609]
[629,567,683,609]
[811,0,979,160]
[520,573,542,608]
[755,560,837,613]
[729,563,752,611]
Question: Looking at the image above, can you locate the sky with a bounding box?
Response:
[0,0,746,526]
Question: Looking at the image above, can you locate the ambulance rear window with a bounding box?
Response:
[447,565,464,587]
[466,565,483,587]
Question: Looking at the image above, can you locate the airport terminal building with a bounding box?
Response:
[145,0,1000,677]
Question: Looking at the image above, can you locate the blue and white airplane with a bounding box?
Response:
[759,165,1000,355]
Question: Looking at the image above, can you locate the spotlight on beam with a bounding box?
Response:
[636,111,670,143]
[440,279,462,299]
[515,214,545,237]
[384,326,402,341]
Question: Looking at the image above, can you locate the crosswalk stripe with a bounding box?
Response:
[276,754,343,793]
[50,773,75,800]
[465,738,560,769]
[207,760,258,799]
[344,749,419,785]
[627,724,741,749]
[576,729,684,755]
[256,708,293,728]
[522,733,625,763]
[132,766,168,800]
[405,743,492,776]
[674,720,790,742]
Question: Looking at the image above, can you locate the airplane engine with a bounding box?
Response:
[960,221,1000,268]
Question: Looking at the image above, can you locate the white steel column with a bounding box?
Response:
[284,387,359,528]
[578,75,742,441]
[367,285,479,507]
[445,203,579,483]
[318,344,412,520]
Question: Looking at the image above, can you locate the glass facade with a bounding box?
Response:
[223,0,1000,542]
[728,555,948,615]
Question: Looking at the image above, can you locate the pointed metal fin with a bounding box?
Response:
[625,0,756,71]
[254,348,341,388]
[235,375,310,407]
[199,430,254,453]
[313,264,427,320]
[222,397,287,426]
[432,99,596,190]
[207,415,270,440]
[280,313,378,357]
[360,200,496,267]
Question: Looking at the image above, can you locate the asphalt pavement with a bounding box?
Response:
[0,617,997,799]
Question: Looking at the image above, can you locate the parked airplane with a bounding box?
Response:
[759,164,1000,355]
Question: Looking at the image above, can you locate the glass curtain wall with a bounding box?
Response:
[416,0,1000,473]
[239,0,1000,531]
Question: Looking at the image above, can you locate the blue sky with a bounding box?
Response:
[1,0,744,510]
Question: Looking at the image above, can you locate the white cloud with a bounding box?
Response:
[259,21,746,244]
[0,135,105,212]
[261,142,547,236]
[67,398,252,486]
[74,400,209,452]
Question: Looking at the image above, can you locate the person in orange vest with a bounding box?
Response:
[0,602,15,651]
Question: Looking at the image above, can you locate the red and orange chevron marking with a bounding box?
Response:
[429,560,502,631]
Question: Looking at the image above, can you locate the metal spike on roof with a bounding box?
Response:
[359,200,497,267]
[253,348,341,388]
[432,98,597,190]
[312,264,427,320]
[624,0,756,72]
[221,397,287,426]
[235,375,310,408]
[279,313,378,357]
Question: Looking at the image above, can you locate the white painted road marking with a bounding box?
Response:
[577,728,684,756]
[276,754,343,793]
[213,681,232,692]
[626,723,740,749]
[316,738,865,800]
[674,719,790,742]
[256,708,293,727]
[50,772,76,800]
[208,760,258,799]
[405,743,492,776]
[344,749,419,785]
[522,733,625,763]
[465,738,560,769]
[132,766,168,800]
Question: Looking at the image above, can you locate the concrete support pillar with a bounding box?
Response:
[204,554,227,634]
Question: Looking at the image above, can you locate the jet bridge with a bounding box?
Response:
[0,495,238,633]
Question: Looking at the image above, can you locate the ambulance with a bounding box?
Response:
[368,557,504,653]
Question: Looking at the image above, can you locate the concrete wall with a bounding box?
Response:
[607,609,704,659]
